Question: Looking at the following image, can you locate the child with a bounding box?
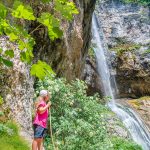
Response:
[32,90,51,150]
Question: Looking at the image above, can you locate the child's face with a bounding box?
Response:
[45,95,50,102]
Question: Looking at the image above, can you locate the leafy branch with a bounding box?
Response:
[0,0,79,79]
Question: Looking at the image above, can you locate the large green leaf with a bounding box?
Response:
[20,50,33,63]
[55,0,79,21]
[8,33,18,41]
[4,50,14,58]
[37,13,63,40]
[2,58,13,67]
[20,51,26,62]
[30,60,55,79]
[12,2,35,20]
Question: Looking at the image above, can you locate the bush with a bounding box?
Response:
[36,77,142,150]
[36,78,113,150]
[111,137,142,150]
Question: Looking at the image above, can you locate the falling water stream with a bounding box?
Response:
[92,14,150,150]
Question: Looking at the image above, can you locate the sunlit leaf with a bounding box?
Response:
[38,13,63,40]
[30,60,55,79]
[8,33,18,41]
[55,0,79,21]
[20,51,26,62]
[4,50,14,58]
[12,2,35,20]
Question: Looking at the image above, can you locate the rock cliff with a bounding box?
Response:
[0,0,96,135]
[87,0,150,98]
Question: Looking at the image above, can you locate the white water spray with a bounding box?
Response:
[92,14,150,150]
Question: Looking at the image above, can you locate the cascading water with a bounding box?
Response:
[92,14,150,150]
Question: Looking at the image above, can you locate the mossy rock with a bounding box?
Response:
[109,43,141,56]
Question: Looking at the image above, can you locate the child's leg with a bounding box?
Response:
[32,138,38,150]
[40,138,44,150]
[37,138,43,150]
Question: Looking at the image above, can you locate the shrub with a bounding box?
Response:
[111,137,142,150]
[36,78,113,150]
[36,77,142,150]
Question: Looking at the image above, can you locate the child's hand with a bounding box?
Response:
[47,101,51,107]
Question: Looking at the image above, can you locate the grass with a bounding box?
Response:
[111,136,142,150]
[128,96,150,108]
[0,121,30,150]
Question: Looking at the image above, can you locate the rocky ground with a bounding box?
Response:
[116,97,150,132]
[127,97,150,132]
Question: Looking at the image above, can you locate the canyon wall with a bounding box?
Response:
[0,0,96,134]
[87,0,150,98]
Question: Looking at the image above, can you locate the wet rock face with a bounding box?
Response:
[120,97,150,133]
[83,57,102,96]
[106,113,130,139]
[115,51,150,98]
[95,0,150,98]
[96,0,150,46]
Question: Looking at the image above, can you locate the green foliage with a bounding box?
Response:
[0,121,30,150]
[35,77,142,150]
[111,137,142,150]
[30,60,55,80]
[88,47,95,58]
[123,0,150,5]
[0,96,4,105]
[0,3,7,19]
[1,58,13,67]
[0,123,14,136]
[109,43,141,56]
[41,0,51,3]
[4,50,14,58]
[37,13,63,40]
[12,1,36,20]
[55,0,79,21]
[36,78,110,149]
[0,0,78,79]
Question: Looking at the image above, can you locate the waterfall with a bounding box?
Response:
[92,14,150,150]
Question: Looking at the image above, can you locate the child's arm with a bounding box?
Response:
[38,102,51,114]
